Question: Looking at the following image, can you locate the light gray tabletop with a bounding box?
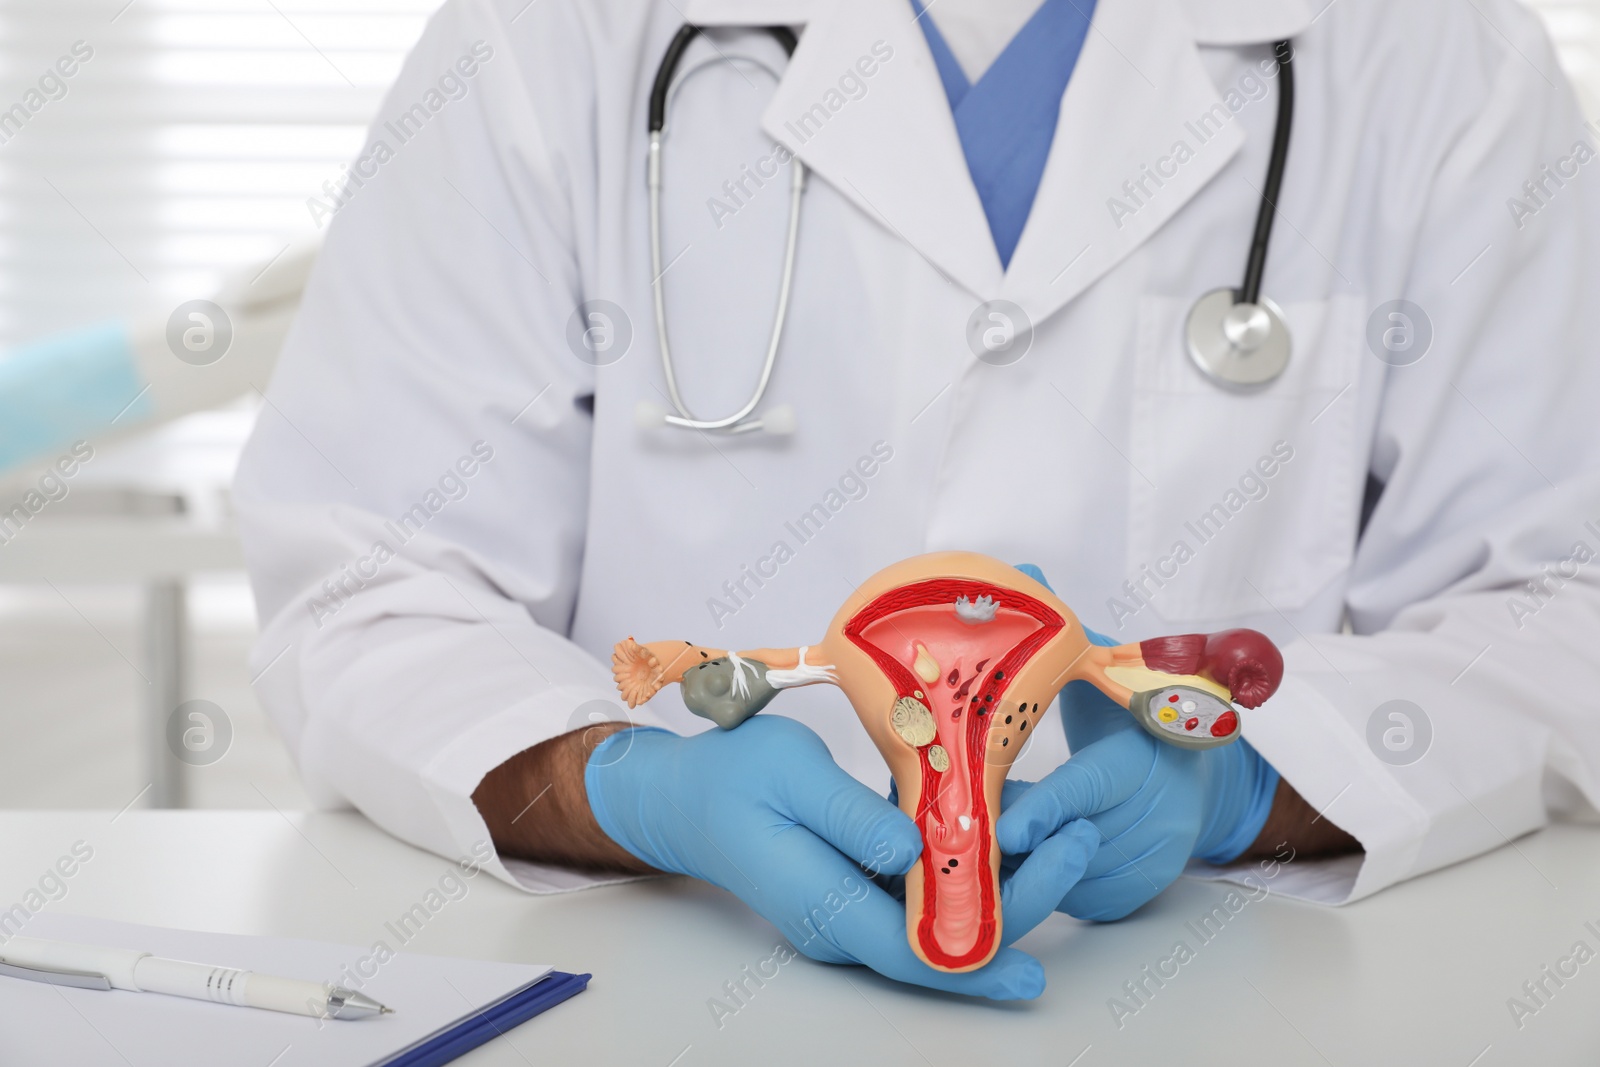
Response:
[1,811,1595,1066]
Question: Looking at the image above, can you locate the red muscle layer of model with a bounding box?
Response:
[610,552,1283,973]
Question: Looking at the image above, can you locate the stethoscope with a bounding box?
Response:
[639,29,1296,436]
[1185,40,1296,391]
[640,24,803,436]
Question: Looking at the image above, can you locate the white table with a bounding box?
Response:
[2,812,1596,1066]
[0,410,253,810]
[0,514,243,808]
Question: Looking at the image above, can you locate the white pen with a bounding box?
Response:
[0,936,392,1020]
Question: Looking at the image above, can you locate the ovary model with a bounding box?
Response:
[611,552,1283,973]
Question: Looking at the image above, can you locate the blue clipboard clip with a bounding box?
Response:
[382,970,592,1067]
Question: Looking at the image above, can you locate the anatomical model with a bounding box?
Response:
[611,551,1283,973]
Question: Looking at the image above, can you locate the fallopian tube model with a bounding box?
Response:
[611,551,1283,974]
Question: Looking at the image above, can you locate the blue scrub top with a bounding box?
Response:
[910,0,1097,268]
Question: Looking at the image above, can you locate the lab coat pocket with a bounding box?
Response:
[1125,294,1365,622]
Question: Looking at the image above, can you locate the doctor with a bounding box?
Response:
[236,0,1600,1000]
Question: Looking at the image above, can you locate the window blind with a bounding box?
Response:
[0,0,439,353]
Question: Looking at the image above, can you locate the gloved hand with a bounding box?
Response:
[996,565,1280,921]
[586,715,1099,998]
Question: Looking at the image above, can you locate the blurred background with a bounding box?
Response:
[0,0,1596,813]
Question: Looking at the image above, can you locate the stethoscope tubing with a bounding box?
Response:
[645,26,1298,418]
[648,25,802,433]
[1239,40,1294,307]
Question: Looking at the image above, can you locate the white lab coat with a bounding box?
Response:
[235,0,1600,905]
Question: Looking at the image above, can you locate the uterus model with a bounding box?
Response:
[611,552,1283,973]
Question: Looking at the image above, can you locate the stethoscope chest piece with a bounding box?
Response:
[1185,287,1290,390]
[1183,38,1297,392]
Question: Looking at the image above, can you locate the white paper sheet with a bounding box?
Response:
[0,914,553,1067]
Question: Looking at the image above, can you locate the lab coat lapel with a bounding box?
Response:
[998,0,1249,325]
[685,0,1311,319]
[755,0,1004,297]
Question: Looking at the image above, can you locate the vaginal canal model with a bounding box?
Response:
[610,551,1284,973]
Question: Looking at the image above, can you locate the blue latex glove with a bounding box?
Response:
[585,715,1099,999]
[997,564,1280,921]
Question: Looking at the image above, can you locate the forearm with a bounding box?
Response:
[1243,776,1361,860]
[472,724,657,875]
